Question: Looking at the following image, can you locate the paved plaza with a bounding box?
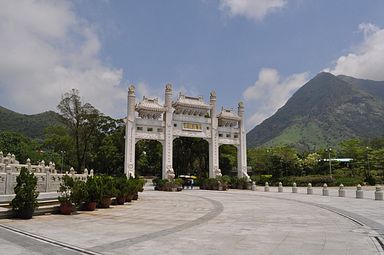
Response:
[0,186,383,255]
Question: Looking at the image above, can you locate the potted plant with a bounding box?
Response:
[115,176,129,205]
[10,168,39,219]
[58,175,75,215]
[97,175,116,208]
[83,176,98,211]
[125,179,136,202]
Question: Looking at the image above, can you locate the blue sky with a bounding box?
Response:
[1,0,384,130]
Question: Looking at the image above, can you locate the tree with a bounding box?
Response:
[57,89,100,172]
[0,131,39,163]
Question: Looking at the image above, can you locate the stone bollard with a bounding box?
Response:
[307,183,313,194]
[375,186,383,201]
[264,182,270,192]
[322,183,329,196]
[251,181,257,191]
[90,169,94,176]
[338,184,345,197]
[356,184,364,199]
[278,182,283,192]
[292,182,298,193]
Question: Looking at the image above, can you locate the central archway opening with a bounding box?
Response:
[219,144,238,176]
[135,140,163,178]
[173,137,209,178]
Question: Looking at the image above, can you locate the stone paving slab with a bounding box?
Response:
[0,189,383,255]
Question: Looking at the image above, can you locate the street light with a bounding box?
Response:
[60,151,65,174]
[326,148,332,178]
[366,147,371,176]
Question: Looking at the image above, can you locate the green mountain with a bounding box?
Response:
[246,72,384,151]
[0,106,62,140]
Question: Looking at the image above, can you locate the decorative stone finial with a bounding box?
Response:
[210,90,216,99]
[128,85,135,95]
[238,101,244,109]
[165,83,172,93]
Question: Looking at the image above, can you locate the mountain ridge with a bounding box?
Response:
[246,73,384,151]
[0,106,62,140]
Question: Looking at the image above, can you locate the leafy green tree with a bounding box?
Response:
[0,131,39,163]
[219,145,237,176]
[56,89,100,171]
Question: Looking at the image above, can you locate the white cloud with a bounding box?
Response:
[0,0,126,117]
[327,23,384,81]
[219,0,286,21]
[243,68,309,129]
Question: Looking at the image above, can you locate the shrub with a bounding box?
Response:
[334,176,364,186]
[229,176,250,189]
[200,177,228,190]
[154,178,181,191]
[10,168,39,219]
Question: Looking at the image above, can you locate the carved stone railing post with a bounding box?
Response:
[292,182,297,193]
[5,161,12,194]
[307,183,313,194]
[264,182,269,192]
[278,182,283,192]
[90,169,94,176]
[338,184,345,197]
[45,171,50,192]
[251,181,257,191]
[356,184,364,199]
[322,183,329,196]
[375,186,383,200]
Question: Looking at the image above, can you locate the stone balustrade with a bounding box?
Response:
[0,151,94,195]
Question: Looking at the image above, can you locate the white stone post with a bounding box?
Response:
[375,186,383,200]
[209,91,221,178]
[356,184,364,199]
[124,85,136,178]
[45,171,50,192]
[163,84,175,179]
[322,183,329,196]
[264,182,269,192]
[251,181,257,191]
[307,183,313,194]
[292,182,297,193]
[278,182,283,192]
[237,102,248,179]
[338,184,345,197]
[5,160,12,194]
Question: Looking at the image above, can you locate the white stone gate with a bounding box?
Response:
[124,84,249,179]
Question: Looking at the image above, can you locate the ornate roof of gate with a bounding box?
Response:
[173,94,210,116]
[217,108,240,127]
[136,97,165,112]
[136,97,165,119]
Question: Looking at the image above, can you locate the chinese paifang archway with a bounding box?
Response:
[124,84,249,179]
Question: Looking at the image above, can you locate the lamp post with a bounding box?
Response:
[327,148,332,178]
[366,147,371,176]
[60,151,65,174]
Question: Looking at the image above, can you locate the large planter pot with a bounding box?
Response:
[84,201,97,211]
[98,197,112,208]
[16,208,34,219]
[59,203,74,215]
[116,196,126,205]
